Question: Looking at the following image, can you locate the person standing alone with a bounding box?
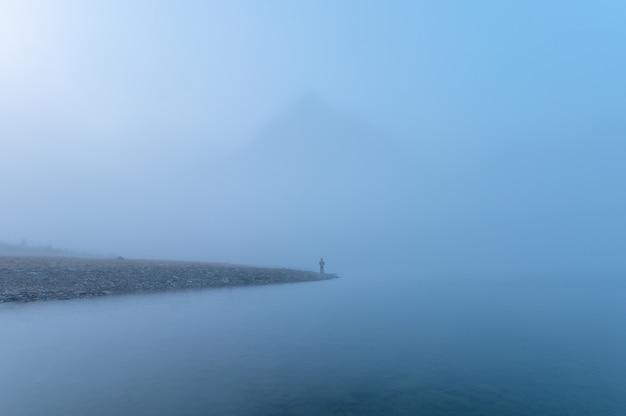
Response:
[319,257,325,275]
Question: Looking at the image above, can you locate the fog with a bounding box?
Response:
[2,0,625,278]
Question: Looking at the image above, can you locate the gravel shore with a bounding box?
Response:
[0,256,334,303]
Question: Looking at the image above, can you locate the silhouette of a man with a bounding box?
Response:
[319,257,325,275]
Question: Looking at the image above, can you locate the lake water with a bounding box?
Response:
[1,274,626,415]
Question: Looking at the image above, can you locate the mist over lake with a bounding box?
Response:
[2,2,624,278]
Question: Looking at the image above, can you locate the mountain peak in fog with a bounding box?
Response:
[283,94,332,121]
[249,95,395,163]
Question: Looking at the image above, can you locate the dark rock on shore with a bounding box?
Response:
[0,256,334,303]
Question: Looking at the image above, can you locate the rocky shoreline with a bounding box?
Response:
[0,256,334,303]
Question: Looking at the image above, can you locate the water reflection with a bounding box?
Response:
[1,276,625,415]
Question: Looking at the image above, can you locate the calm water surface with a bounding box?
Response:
[1,274,625,415]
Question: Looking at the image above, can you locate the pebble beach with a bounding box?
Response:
[0,256,333,303]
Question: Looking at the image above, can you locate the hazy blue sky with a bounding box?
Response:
[1,1,625,276]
